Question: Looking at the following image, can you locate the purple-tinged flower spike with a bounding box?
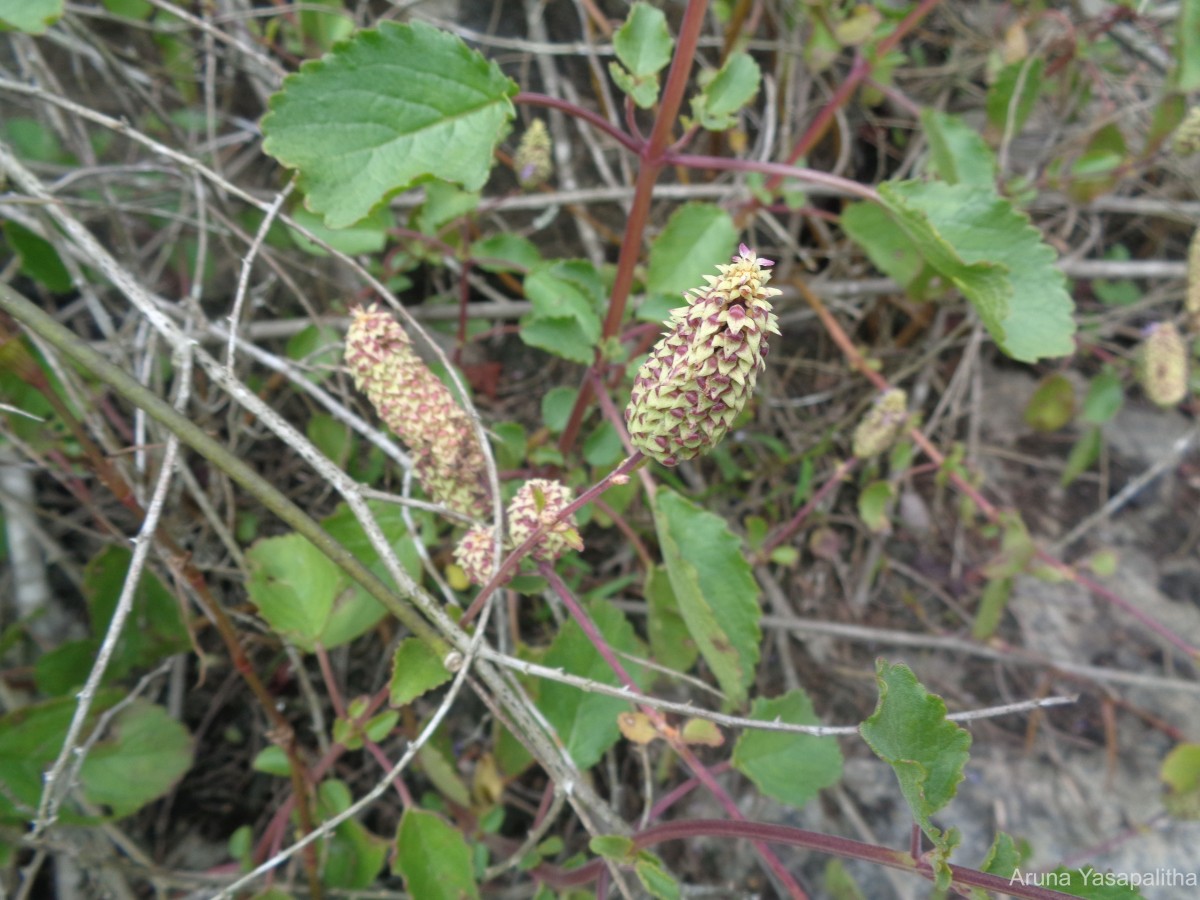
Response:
[344,305,489,518]
[454,525,505,587]
[626,243,782,465]
[514,119,552,189]
[506,479,583,563]
[1138,322,1189,408]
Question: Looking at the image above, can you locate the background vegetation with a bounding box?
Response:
[1,0,1198,898]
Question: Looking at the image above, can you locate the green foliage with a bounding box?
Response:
[609,3,673,109]
[286,324,342,384]
[389,637,451,707]
[635,854,681,899]
[644,565,698,674]
[393,808,481,899]
[0,694,191,824]
[1068,123,1128,202]
[316,780,389,889]
[1034,869,1146,898]
[1161,742,1200,819]
[2,222,71,292]
[689,53,761,131]
[646,203,738,297]
[654,489,761,708]
[246,533,349,652]
[519,260,605,363]
[471,233,542,272]
[979,831,1023,879]
[859,660,971,887]
[986,58,1045,137]
[262,22,517,228]
[1061,427,1102,488]
[0,0,62,33]
[920,109,997,187]
[731,690,843,808]
[845,180,1076,362]
[417,736,472,807]
[1173,0,1200,90]
[537,599,647,768]
[1024,374,1075,432]
[971,576,1012,641]
[857,480,894,533]
[35,545,190,696]
[287,204,393,257]
[245,501,420,652]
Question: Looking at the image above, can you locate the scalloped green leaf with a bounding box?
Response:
[689,52,761,131]
[0,0,62,33]
[81,701,193,819]
[654,489,760,708]
[1162,742,1200,819]
[979,831,1023,879]
[393,808,480,900]
[246,500,418,652]
[316,780,389,889]
[537,599,647,768]
[246,533,340,651]
[262,21,517,228]
[647,203,738,297]
[859,660,971,874]
[82,545,190,684]
[861,180,1076,362]
[731,690,843,809]
[287,205,393,257]
[519,259,604,363]
[635,853,681,899]
[609,3,672,109]
[0,693,192,824]
[920,109,996,187]
[389,637,450,707]
[614,3,672,77]
[645,565,698,674]
[2,222,72,293]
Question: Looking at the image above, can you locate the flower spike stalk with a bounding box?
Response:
[626,244,782,465]
[344,304,489,518]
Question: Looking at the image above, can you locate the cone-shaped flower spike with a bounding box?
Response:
[344,305,489,518]
[626,244,782,465]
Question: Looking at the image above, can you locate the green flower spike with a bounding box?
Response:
[626,243,782,465]
[514,119,553,189]
[344,305,489,518]
[1138,321,1189,408]
[852,388,909,459]
[506,479,583,563]
[1172,106,1200,157]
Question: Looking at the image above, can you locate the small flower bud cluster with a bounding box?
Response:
[1172,106,1200,157]
[452,479,582,586]
[852,389,909,459]
[453,524,503,587]
[626,244,782,465]
[506,479,583,562]
[1138,322,1189,407]
[344,305,489,518]
[514,120,552,189]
